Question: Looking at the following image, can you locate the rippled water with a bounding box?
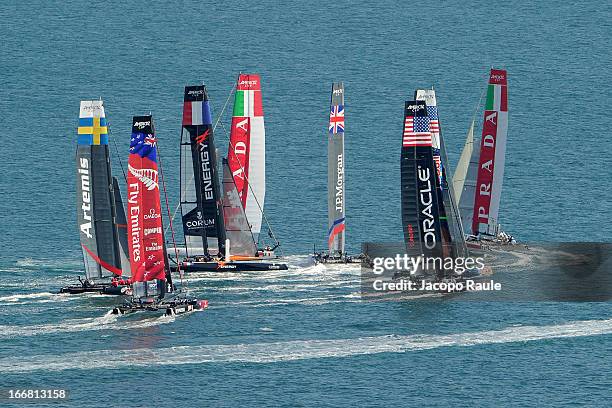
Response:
[0,0,610,406]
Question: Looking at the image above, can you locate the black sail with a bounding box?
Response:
[76,100,123,279]
[180,85,226,256]
[400,100,444,273]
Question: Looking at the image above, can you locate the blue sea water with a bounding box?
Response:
[0,0,611,406]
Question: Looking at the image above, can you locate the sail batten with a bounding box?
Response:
[327,82,346,255]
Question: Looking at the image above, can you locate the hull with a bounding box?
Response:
[112,296,208,316]
[59,282,129,295]
[176,260,288,272]
[313,253,362,264]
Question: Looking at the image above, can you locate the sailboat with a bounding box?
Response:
[313,82,361,264]
[453,68,512,247]
[112,115,207,315]
[176,82,288,272]
[60,100,131,295]
[400,97,472,281]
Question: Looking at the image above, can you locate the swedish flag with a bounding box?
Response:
[78,117,108,145]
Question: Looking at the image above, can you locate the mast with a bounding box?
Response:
[327,82,346,255]
[471,68,509,236]
[401,100,444,273]
[228,74,266,240]
[76,100,123,280]
[127,115,167,298]
[180,85,226,257]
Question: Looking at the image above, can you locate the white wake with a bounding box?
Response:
[1,319,610,373]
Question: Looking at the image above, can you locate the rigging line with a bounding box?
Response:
[157,142,184,285]
[107,120,127,183]
[164,82,237,235]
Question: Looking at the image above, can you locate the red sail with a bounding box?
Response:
[127,116,166,283]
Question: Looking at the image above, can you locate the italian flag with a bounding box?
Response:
[485,69,508,112]
[233,74,264,117]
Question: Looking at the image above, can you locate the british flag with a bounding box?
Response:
[144,135,157,146]
[329,104,345,134]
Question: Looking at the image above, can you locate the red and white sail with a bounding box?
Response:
[228,74,266,236]
[454,69,510,236]
[127,116,166,283]
[471,69,509,235]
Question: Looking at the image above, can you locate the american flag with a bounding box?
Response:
[427,106,440,134]
[403,116,431,147]
[329,105,344,134]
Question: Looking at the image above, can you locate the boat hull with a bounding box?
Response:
[176,261,288,272]
[59,283,128,295]
[111,297,208,315]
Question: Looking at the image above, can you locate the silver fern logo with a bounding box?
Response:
[128,165,159,190]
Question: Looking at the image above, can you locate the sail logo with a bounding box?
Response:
[198,140,214,201]
[333,88,343,95]
[416,90,436,106]
[472,111,499,233]
[145,242,163,252]
[230,118,249,198]
[78,157,93,239]
[187,89,204,97]
[134,121,151,130]
[128,182,141,262]
[417,166,437,249]
[186,218,215,228]
[406,224,415,247]
[490,73,505,81]
[128,165,159,190]
[144,227,161,236]
[144,209,160,220]
[238,79,258,87]
[335,154,344,211]
[196,129,210,145]
[406,104,425,113]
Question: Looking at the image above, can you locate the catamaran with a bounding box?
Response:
[400,96,472,282]
[453,68,513,248]
[61,100,131,295]
[313,82,361,264]
[112,115,207,315]
[176,80,287,272]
